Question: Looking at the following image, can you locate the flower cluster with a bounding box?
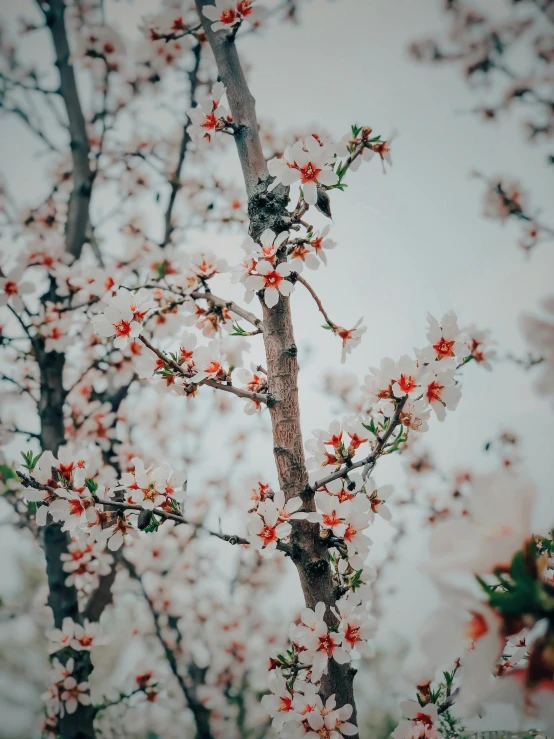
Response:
[92,288,155,350]
[261,595,375,736]
[392,466,554,735]
[43,657,91,720]
[21,449,186,552]
[188,82,233,147]
[246,486,306,551]
[203,1,266,34]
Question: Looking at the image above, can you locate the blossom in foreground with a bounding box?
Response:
[268,136,339,206]
[245,259,294,308]
[392,700,442,739]
[203,0,266,33]
[427,471,535,576]
[188,82,230,145]
[260,672,296,731]
[336,319,367,364]
[420,367,461,421]
[309,225,337,266]
[420,587,503,685]
[247,496,304,551]
[307,491,350,538]
[92,288,154,349]
[294,603,351,681]
[301,697,358,737]
[243,228,289,263]
[421,311,467,365]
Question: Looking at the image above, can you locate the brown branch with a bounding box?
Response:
[138,334,269,404]
[0,101,60,151]
[312,396,409,492]
[122,557,214,739]
[295,273,339,330]
[20,473,295,557]
[195,2,359,728]
[194,4,269,198]
[83,551,120,623]
[93,495,250,547]
[190,290,264,332]
[162,42,202,247]
[45,0,93,260]
[0,373,39,402]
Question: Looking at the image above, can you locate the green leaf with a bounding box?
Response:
[0,463,18,484]
[231,322,248,337]
[85,478,99,494]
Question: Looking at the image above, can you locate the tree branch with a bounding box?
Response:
[138,334,269,404]
[195,2,359,728]
[162,42,202,247]
[312,396,409,492]
[45,0,93,260]
[190,290,264,332]
[295,273,339,330]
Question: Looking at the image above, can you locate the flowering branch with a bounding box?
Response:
[312,396,408,492]
[138,334,270,404]
[189,290,264,332]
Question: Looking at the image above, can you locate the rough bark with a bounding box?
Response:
[196,1,359,728]
[37,335,97,739]
[36,2,96,735]
[46,0,93,260]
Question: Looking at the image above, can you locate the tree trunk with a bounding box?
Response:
[195,1,359,727]
[37,342,97,739]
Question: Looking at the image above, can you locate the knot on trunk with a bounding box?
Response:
[306,558,329,579]
[248,183,290,241]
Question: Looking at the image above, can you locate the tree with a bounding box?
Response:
[0,1,553,739]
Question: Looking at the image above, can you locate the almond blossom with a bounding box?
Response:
[247,499,293,552]
[60,676,92,716]
[299,697,358,738]
[92,301,142,349]
[260,672,296,731]
[188,82,230,145]
[307,492,350,539]
[48,618,102,653]
[245,259,294,309]
[268,136,339,206]
[392,701,442,739]
[420,587,504,686]
[332,594,377,658]
[420,367,461,421]
[427,471,536,577]
[308,225,337,266]
[294,603,351,682]
[420,311,468,365]
[0,267,35,311]
[203,0,265,33]
[365,478,393,522]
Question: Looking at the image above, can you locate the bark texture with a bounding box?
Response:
[37,336,97,739]
[37,2,97,735]
[196,1,359,729]
[47,0,93,260]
